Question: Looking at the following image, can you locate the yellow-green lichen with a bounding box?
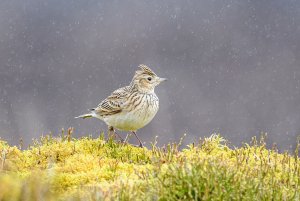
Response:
[0,133,299,201]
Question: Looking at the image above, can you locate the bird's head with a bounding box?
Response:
[131,64,167,93]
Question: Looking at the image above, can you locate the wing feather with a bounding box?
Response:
[93,86,130,116]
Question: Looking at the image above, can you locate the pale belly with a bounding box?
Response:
[103,101,159,131]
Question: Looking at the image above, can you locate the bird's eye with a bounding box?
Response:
[147,77,152,81]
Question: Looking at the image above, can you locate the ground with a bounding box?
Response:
[0,129,299,201]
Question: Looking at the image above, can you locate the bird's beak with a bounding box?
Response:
[159,78,168,83]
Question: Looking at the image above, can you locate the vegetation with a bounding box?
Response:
[0,128,299,201]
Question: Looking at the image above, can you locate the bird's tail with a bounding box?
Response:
[75,113,93,119]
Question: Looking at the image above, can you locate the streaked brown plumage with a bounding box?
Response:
[76,64,167,147]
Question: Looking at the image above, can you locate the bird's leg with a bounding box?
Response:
[108,126,114,140]
[132,131,143,148]
[123,133,132,144]
[116,131,124,142]
[108,126,124,142]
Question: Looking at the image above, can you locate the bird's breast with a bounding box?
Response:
[104,93,159,131]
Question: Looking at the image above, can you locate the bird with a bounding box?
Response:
[75,64,167,147]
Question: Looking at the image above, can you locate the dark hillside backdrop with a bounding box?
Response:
[1,0,300,150]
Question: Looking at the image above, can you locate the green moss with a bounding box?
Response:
[0,133,299,200]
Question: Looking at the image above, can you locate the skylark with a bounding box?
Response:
[76,64,167,147]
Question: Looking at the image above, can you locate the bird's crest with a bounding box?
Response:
[137,64,157,77]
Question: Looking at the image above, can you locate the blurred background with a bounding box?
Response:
[0,0,300,150]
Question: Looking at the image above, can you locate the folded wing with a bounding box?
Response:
[92,86,131,116]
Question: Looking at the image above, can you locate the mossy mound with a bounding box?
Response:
[0,132,299,201]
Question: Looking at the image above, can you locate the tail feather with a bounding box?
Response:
[75,113,93,119]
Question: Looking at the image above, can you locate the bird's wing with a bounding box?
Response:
[92,86,130,116]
